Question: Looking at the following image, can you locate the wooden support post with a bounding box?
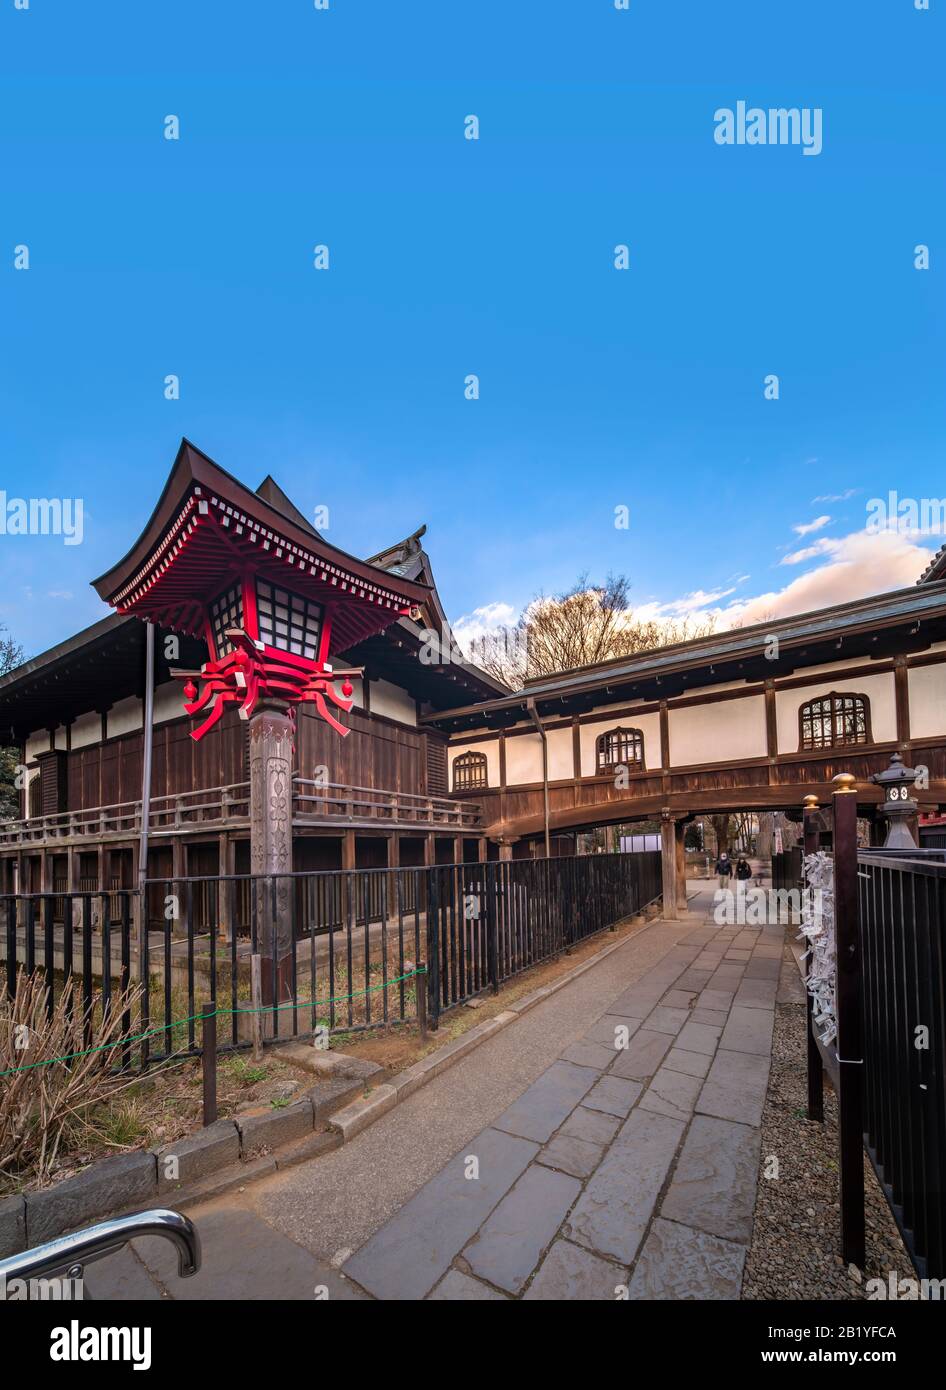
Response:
[832,772,865,1270]
[423,833,435,867]
[477,837,488,863]
[660,814,678,921]
[674,819,687,913]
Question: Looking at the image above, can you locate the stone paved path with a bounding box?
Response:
[84,883,780,1301]
[342,886,779,1300]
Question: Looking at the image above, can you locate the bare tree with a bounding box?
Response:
[0,625,24,822]
[470,573,715,689]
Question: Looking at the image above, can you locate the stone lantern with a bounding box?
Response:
[870,752,919,850]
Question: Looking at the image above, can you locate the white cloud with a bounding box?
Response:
[780,537,839,565]
[452,601,518,648]
[812,488,857,503]
[792,514,831,537]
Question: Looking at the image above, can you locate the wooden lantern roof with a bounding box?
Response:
[92,439,432,656]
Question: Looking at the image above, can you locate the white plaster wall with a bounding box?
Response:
[775,672,896,753]
[107,695,143,738]
[908,663,946,740]
[448,739,500,789]
[153,681,185,725]
[70,710,102,750]
[547,727,575,781]
[669,695,767,766]
[25,730,51,760]
[370,678,417,727]
[579,710,662,776]
[505,733,543,785]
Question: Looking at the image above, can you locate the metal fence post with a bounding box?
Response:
[201,1010,217,1127]
[426,867,441,1031]
[485,862,499,994]
[832,771,865,1269]
[416,964,428,1040]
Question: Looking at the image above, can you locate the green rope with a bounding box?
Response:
[0,966,427,1077]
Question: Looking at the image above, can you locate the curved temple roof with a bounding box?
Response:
[92,439,432,657]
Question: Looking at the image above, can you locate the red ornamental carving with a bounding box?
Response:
[173,628,361,742]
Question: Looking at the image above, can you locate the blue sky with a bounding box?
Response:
[1,0,944,658]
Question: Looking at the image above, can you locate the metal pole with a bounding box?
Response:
[416,964,428,1040]
[202,1011,217,1126]
[526,698,551,859]
[136,621,155,982]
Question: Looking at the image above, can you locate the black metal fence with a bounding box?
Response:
[1,850,662,1070]
[857,849,946,1279]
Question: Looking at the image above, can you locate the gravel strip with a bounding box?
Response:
[742,943,910,1300]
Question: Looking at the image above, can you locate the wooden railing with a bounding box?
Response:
[0,777,481,846]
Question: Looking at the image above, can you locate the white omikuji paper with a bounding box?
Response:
[800,850,837,1046]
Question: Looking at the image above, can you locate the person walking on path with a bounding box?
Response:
[716,851,733,890]
[735,856,752,884]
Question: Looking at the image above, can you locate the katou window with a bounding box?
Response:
[453,751,488,792]
[799,693,870,751]
[596,727,645,774]
[256,580,323,661]
[209,583,244,658]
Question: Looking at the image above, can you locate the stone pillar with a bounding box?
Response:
[660,813,678,921]
[248,700,294,1004]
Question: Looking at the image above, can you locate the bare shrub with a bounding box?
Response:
[0,967,144,1186]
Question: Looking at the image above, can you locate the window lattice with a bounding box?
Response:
[256,580,323,660]
[453,751,488,792]
[209,583,244,658]
[596,727,644,774]
[799,693,870,751]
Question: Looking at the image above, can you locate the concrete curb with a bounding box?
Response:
[0,910,664,1258]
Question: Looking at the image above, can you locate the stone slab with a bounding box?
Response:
[560,1039,618,1072]
[690,1007,728,1027]
[330,1084,398,1140]
[639,1066,703,1122]
[565,1109,684,1265]
[609,1029,672,1081]
[156,1121,239,1194]
[236,1099,313,1156]
[582,1074,643,1118]
[463,1163,581,1293]
[492,1061,597,1143]
[27,1151,158,1242]
[628,1218,745,1300]
[0,1194,26,1258]
[583,1014,642,1048]
[660,1115,761,1243]
[675,1021,722,1057]
[343,1127,537,1300]
[558,1105,622,1147]
[697,988,735,1011]
[744,957,781,980]
[642,1005,690,1036]
[698,1049,771,1127]
[538,1133,606,1180]
[732,977,778,1010]
[660,989,698,1009]
[718,1006,775,1057]
[427,1269,507,1300]
[524,1238,626,1301]
[662,1047,712,1080]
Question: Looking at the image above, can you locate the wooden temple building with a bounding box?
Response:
[2,439,946,932]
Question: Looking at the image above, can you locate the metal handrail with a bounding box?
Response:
[0,1208,200,1283]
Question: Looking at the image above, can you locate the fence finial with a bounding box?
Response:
[802,794,820,809]
[832,772,857,794]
